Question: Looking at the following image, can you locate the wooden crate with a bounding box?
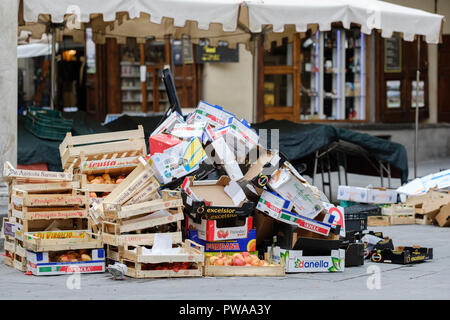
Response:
[11,189,88,208]
[120,240,204,265]
[102,230,182,247]
[3,161,73,183]
[102,158,156,208]
[203,254,285,277]
[104,197,183,221]
[415,213,434,225]
[3,237,15,252]
[122,260,203,279]
[79,156,140,175]
[80,174,119,193]
[382,205,415,225]
[11,181,80,193]
[367,216,391,227]
[3,254,14,268]
[59,125,146,170]
[13,253,27,272]
[11,205,89,221]
[103,207,184,234]
[23,230,103,252]
[408,190,450,220]
[123,177,161,206]
[14,217,92,241]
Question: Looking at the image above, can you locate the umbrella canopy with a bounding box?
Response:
[17,42,58,58]
[19,0,444,50]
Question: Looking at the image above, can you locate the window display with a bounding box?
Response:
[300,27,366,121]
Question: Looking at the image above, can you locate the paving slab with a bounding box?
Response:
[0,224,449,300]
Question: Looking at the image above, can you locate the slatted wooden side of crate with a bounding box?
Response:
[23,230,103,252]
[415,213,435,225]
[59,125,146,170]
[367,215,391,227]
[119,240,205,279]
[101,158,157,210]
[203,253,285,277]
[382,205,415,225]
[78,155,140,194]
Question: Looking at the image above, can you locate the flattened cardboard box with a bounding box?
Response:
[273,247,345,273]
[256,190,332,236]
[269,166,324,219]
[182,176,255,222]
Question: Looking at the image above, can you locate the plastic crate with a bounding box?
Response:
[24,107,73,141]
[344,212,368,233]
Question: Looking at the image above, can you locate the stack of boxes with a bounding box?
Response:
[2,162,103,275]
[100,158,204,278]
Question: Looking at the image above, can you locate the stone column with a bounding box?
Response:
[0,0,18,170]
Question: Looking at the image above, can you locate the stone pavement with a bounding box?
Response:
[0,224,449,300]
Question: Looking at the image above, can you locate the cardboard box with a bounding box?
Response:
[182,176,255,221]
[190,101,234,128]
[150,111,184,137]
[253,211,274,246]
[256,190,332,236]
[185,214,253,242]
[370,246,433,264]
[27,249,105,275]
[149,133,181,156]
[149,137,207,185]
[368,188,397,204]
[435,204,450,227]
[187,229,257,252]
[211,137,244,181]
[170,122,207,140]
[273,247,345,273]
[269,166,324,219]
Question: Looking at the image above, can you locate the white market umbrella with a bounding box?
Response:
[18,43,52,58]
[19,0,445,177]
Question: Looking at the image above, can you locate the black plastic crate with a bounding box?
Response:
[344,212,368,233]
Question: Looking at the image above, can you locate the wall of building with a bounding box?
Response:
[0,0,18,171]
[201,44,255,121]
[200,1,448,125]
[384,0,447,125]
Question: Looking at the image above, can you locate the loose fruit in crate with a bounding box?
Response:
[209,252,270,267]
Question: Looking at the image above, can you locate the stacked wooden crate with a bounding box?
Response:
[59,125,147,232]
[100,158,204,278]
[381,204,415,225]
[405,190,450,225]
[2,162,103,275]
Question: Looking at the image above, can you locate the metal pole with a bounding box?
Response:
[414,36,421,179]
[50,27,56,110]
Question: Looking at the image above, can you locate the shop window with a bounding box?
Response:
[300,28,366,121]
[376,32,428,122]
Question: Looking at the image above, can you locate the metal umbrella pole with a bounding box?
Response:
[50,26,56,110]
[414,36,421,179]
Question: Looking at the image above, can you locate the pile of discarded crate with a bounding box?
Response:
[148,101,349,275]
[404,189,450,227]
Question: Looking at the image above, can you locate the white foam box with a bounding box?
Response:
[337,186,369,203]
